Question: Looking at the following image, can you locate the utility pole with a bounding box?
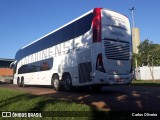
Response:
[129,7,135,28]
[129,7,139,80]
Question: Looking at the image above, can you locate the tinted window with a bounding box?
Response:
[18,58,53,74]
[75,13,93,36]
[15,13,93,61]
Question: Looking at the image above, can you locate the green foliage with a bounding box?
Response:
[133,39,160,67]
[0,88,91,112]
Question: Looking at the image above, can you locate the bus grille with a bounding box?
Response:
[104,40,130,60]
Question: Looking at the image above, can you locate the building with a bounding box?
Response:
[132,28,140,54]
[0,58,14,83]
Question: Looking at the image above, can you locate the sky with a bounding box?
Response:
[0,0,160,59]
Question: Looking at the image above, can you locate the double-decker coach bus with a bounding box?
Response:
[11,8,133,91]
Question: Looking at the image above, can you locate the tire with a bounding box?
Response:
[63,73,73,91]
[51,75,61,91]
[21,77,25,87]
[17,77,21,87]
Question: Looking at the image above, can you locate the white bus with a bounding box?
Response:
[12,8,133,91]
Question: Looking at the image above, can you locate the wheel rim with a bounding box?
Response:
[54,79,59,89]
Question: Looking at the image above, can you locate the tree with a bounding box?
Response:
[133,39,160,81]
[137,39,160,66]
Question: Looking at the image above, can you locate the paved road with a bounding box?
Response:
[0,83,160,111]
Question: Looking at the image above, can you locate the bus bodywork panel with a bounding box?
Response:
[92,9,132,85]
[102,9,131,74]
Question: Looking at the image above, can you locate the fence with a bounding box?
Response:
[135,66,160,80]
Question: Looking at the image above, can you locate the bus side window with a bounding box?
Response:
[41,62,49,71]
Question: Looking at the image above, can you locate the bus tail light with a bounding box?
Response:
[92,8,102,43]
[96,53,106,73]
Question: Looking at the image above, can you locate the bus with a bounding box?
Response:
[11,8,133,91]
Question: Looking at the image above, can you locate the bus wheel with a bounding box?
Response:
[63,73,72,91]
[52,75,61,91]
[21,77,25,87]
[17,77,21,87]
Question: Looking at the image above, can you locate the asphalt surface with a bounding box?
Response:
[0,83,160,111]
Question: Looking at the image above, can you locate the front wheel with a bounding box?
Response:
[51,75,61,91]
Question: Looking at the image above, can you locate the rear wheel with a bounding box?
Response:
[51,75,61,91]
[21,77,25,87]
[63,73,73,91]
[17,77,21,87]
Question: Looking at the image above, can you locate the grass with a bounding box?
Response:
[2,82,158,120]
[0,88,115,120]
[132,80,160,86]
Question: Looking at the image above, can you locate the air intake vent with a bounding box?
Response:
[104,40,130,60]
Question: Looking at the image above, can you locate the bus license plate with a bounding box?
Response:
[116,78,123,83]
